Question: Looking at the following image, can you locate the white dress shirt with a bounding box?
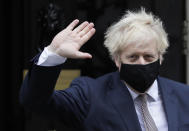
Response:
[37,47,168,131]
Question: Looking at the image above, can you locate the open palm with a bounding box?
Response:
[48,19,96,59]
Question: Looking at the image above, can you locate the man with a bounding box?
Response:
[20,9,189,131]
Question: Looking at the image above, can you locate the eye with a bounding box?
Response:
[144,54,155,61]
[127,55,139,61]
[144,54,153,58]
[129,55,137,58]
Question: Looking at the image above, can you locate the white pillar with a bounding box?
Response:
[186,0,189,85]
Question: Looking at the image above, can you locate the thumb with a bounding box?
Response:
[75,51,92,59]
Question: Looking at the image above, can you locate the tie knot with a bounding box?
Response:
[137,94,148,103]
[139,93,147,99]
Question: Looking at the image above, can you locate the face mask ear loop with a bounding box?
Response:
[158,53,162,65]
[115,54,122,70]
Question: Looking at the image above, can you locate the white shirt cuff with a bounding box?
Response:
[37,47,67,66]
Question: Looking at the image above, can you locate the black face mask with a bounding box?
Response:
[120,60,160,93]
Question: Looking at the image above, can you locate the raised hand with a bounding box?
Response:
[47,19,96,59]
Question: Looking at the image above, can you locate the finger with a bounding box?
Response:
[66,19,79,30]
[78,23,94,37]
[75,51,92,59]
[81,28,96,44]
[73,21,89,34]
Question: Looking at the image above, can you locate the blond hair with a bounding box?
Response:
[104,8,169,61]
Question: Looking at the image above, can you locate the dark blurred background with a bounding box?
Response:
[0,0,186,130]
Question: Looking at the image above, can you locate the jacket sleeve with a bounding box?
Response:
[19,55,91,128]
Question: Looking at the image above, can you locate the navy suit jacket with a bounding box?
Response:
[20,58,189,131]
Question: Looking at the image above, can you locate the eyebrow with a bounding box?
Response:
[143,52,157,55]
[125,51,157,55]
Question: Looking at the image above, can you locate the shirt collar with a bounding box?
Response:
[126,80,159,102]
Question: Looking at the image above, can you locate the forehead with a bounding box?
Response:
[121,37,158,55]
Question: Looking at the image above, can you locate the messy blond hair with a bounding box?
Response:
[104,8,169,61]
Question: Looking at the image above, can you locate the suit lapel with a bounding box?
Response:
[157,77,179,131]
[107,72,142,131]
